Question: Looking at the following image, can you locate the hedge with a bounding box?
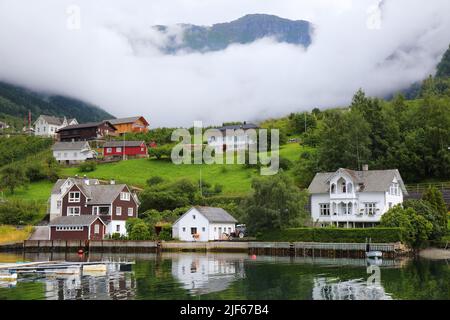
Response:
[258,227,402,243]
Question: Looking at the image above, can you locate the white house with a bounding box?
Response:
[52,141,96,164]
[172,207,238,242]
[308,166,407,228]
[207,123,258,154]
[34,115,78,137]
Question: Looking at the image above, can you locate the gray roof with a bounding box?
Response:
[51,178,99,194]
[103,140,145,148]
[49,215,105,227]
[107,117,145,125]
[39,115,64,125]
[87,184,128,205]
[218,123,258,131]
[52,141,90,151]
[194,206,238,223]
[57,121,116,132]
[308,168,408,195]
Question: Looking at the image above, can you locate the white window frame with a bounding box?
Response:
[67,207,81,216]
[116,206,122,216]
[319,203,330,216]
[56,226,83,232]
[365,203,376,216]
[120,192,130,201]
[116,147,122,153]
[94,224,100,234]
[57,200,62,210]
[68,191,80,203]
[128,207,133,216]
[106,148,112,153]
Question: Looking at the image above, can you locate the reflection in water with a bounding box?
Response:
[169,253,245,295]
[0,252,448,300]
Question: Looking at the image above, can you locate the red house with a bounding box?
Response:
[103,140,148,160]
[49,216,106,241]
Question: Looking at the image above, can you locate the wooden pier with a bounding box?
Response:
[16,240,403,258]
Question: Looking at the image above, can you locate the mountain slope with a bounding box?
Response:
[0,82,114,126]
[153,14,312,53]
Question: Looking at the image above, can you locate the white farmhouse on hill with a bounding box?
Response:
[172,207,237,242]
[308,166,408,228]
[52,141,96,164]
[207,122,258,154]
[34,115,78,137]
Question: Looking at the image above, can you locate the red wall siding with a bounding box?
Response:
[103,145,147,156]
[89,220,106,240]
[111,186,138,221]
[62,185,91,216]
[50,227,89,240]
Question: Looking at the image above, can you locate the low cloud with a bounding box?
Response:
[0,0,449,127]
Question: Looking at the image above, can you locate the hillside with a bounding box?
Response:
[436,44,450,78]
[0,82,114,128]
[153,14,312,53]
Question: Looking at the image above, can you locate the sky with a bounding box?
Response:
[0,0,449,127]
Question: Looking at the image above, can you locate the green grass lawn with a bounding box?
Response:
[3,180,53,204]
[59,143,305,196]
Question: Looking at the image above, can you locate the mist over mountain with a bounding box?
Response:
[150,14,312,53]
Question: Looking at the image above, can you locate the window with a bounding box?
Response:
[57,200,62,209]
[106,148,112,153]
[320,204,330,216]
[116,225,120,232]
[116,207,122,216]
[94,224,100,234]
[192,214,196,220]
[57,152,61,157]
[202,227,206,232]
[365,203,376,216]
[342,182,347,193]
[93,207,98,215]
[141,147,144,152]
[182,227,186,232]
[120,192,130,201]
[73,152,77,157]
[69,192,80,203]
[390,183,400,196]
[116,147,122,153]
[63,152,68,158]
[67,207,80,216]
[191,227,197,235]
[345,203,353,215]
[128,207,133,216]
[331,184,336,193]
[56,226,83,231]
[389,202,393,209]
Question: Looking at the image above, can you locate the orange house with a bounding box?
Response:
[107,116,149,135]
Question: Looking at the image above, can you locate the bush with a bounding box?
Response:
[147,176,164,186]
[0,200,44,225]
[278,157,292,171]
[259,227,402,243]
[158,224,173,241]
[129,220,152,240]
[25,163,47,182]
[79,161,97,173]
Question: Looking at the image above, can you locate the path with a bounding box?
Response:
[28,226,49,240]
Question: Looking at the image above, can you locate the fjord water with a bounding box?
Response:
[0,252,448,300]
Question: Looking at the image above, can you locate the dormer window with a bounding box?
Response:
[120,192,130,201]
[389,183,400,196]
[342,182,347,193]
[331,184,336,193]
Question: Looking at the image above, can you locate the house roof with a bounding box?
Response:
[308,168,408,195]
[107,116,149,127]
[51,178,100,194]
[52,141,90,151]
[217,123,259,131]
[38,115,64,126]
[86,184,128,205]
[49,215,105,227]
[57,121,116,132]
[174,206,238,225]
[103,140,146,148]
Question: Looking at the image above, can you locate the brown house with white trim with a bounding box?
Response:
[49,216,106,240]
[49,177,139,239]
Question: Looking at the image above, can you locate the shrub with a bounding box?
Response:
[258,227,402,243]
[278,157,292,171]
[158,224,173,241]
[0,200,44,225]
[79,161,97,173]
[25,163,47,182]
[129,220,152,240]
[147,176,164,186]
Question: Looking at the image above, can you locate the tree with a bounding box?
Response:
[128,219,152,240]
[241,174,309,235]
[404,199,445,241]
[422,187,448,239]
[0,166,28,194]
[381,206,432,250]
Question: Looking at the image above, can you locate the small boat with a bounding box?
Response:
[365,251,383,258]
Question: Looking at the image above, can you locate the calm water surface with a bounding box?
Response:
[0,252,448,300]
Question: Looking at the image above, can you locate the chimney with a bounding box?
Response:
[110,179,116,185]
[362,164,369,171]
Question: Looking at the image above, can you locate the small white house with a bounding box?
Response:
[308,166,408,228]
[207,123,259,154]
[172,207,238,242]
[52,141,96,164]
[34,115,78,137]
